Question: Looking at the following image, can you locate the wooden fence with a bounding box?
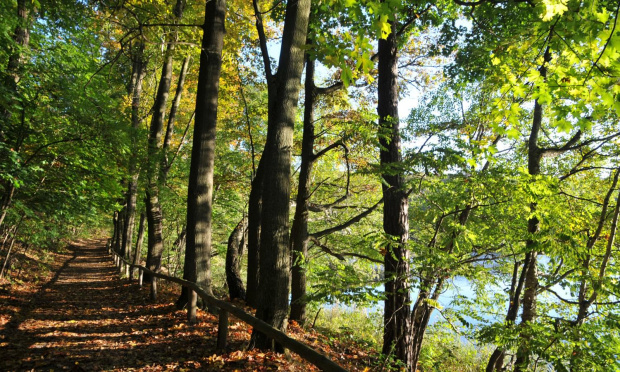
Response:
[107,244,347,372]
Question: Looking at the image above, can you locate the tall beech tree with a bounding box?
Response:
[120,42,147,261]
[248,0,312,350]
[289,50,345,324]
[176,0,226,319]
[376,7,412,366]
[144,0,186,297]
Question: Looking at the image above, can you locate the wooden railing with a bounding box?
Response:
[107,245,347,372]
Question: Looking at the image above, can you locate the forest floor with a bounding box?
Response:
[0,239,380,371]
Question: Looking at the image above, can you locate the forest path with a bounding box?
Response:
[0,239,231,371]
[0,239,368,371]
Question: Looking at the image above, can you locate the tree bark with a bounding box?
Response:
[409,278,444,366]
[513,48,550,372]
[289,53,317,325]
[378,10,412,368]
[0,0,31,236]
[112,210,123,254]
[226,217,247,301]
[0,184,16,231]
[250,0,312,351]
[246,155,266,308]
[130,212,146,280]
[163,55,190,181]
[144,0,185,290]
[1,0,31,141]
[116,211,125,255]
[486,256,530,371]
[121,42,148,262]
[0,0,32,224]
[175,0,226,316]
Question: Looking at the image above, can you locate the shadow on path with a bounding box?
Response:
[0,240,220,371]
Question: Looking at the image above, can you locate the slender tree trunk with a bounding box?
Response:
[246,156,266,307]
[134,212,146,266]
[0,235,17,279]
[0,0,32,224]
[1,0,31,141]
[226,217,247,301]
[0,184,16,231]
[239,58,261,307]
[486,256,530,371]
[513,48,550,372]
[172,227,186,275]
[112,211,121,253]
[250,0,312,351]
[122,42,148,263]
[175,0,226,317]
[144,0,185,291]
[289,53,316,325]
[410,204,474,369]
[410,279,444,366]
[116,211,125,255]
[163,55,190,181]
[378,11,412,368]
[569,175,620,371]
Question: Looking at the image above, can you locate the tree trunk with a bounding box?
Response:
[226,217,247,301]
[289,53,316,325]
[0,184,16,231]
[112,210,123,254]
[0,235,17,279]
[250,0,312,351]
[163,55,190,181]
[121,42,148,263]
[144,0,185,290]
[513,48,550,372]
[1,0,31,141]
[0,0,32,223]
[486,256,530,371]
[175,0,226,317]
[246,156,266,308]
[410,279,444,367]
[378,10,412,368]
[116,211,125,256]
[130,212,146,280]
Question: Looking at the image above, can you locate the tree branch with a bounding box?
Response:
[315,81,344,96]
[310,198,383,239]
[309,236,383,264]
[253,0,272,80]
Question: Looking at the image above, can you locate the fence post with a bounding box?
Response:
[188,289,197,324]
[217,310,229,350]
[138,269,143,287]
[150,277,157,300]
[125,262,130,278]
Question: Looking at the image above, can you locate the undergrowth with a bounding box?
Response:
[309,302,492,371]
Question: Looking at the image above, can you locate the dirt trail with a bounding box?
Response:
[0,239,370,371]
[0,239,224,371]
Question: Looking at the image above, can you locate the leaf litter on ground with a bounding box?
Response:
[0,239,382,371]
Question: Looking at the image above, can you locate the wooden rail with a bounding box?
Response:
[106,245,347,372]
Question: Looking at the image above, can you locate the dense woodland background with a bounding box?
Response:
[1,0,620,370]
